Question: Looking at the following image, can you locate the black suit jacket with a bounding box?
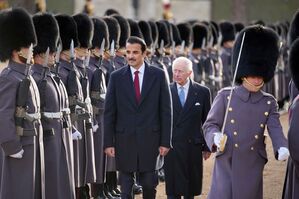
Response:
[104,62,172,172]
[164,80,211,195]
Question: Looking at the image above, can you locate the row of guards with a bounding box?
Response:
[0,3,295,199]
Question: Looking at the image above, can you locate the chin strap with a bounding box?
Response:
[243,77,264,90]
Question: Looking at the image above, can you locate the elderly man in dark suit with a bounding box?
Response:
[165,57,211,199]
[104,36,172,199]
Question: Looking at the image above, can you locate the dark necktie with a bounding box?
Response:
[134,71,141,103]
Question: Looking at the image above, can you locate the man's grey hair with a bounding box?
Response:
[172,56,193,72]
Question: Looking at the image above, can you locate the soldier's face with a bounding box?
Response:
[126,43,146,69]
[242,76,264,92]
[172,62,192,86]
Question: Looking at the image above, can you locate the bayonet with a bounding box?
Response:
[70,39,75,62]
[84,50,91,68]
[43,47,49,68]
[26,43,33,76]
[208,36,214,49]
[55,43,62,65]
[201,38,206,50]
[99,39,105,57]
[110,40,115,57]
[179,40,185,55]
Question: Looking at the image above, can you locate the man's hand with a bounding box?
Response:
[203,151,211,160]
[159,146,170,156]
[105,147,115,157]
[278,147,289,161]
[72,130,82,140]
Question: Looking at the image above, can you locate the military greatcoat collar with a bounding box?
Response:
[31,64,50,76]
[234,85,264,103]
[8,60,27,75]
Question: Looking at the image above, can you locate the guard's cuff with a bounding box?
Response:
[1,139,23,156]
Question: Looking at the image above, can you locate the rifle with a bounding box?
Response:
[38,47,50,112]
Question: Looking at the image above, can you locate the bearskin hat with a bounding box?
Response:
[0,8,37,61]
[219,21,235,46]
[73,13,94,49]
[171,23,181,46]
[104,8,120,16]
[91,17,109,50]
[33,13,59,55]
[177,23,192,47]
[148,20,159,47]
[234,22,245,34]
[156,21,170,48]
[102,16,120,49]
[55,14,79,51]
[192,23,208,49]
[138,20,153,47]
[128,18,143,39]
[289,38,299,90]
[112,15,130,48]
[233,25,279,84]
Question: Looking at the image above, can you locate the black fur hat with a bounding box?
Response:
[0,8,37,62]
[210,21,219,46]
[104,8,120,16]
[55,14,79,51]
[128,18,143,39]
[171,23,182,46]
[33,13,59,55]
[138,20,153,47]
[177,23,192,47]
[234,22,245,34]
[233,25,279,84]
[160,20,173,47]
[289,10,299,45]
[148,20,159,47]
[156,21,170,48]
[219,21,235,46]
[289,38,299,90]
[102,16,120,49]
[73,13,94,48]
[91,17,109,50]
[112,15,130,48]
[192,23,208,49]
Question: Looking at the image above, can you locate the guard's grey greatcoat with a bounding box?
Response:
[58,59,88,187]
[220,47,232,87]
[165,80,211,196]
[282,96,299,199]
[0,61,45,199]
[203,85,288,199]
[87,56,106,183]
[31,64,75,199]
[104,62,172,172]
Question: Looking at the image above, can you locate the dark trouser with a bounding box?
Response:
[119,171,158,199]
[167,195,194,199]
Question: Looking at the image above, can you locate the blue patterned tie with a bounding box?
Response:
[178,86,185,106]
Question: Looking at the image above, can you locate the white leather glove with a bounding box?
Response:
[9,149,24,159]
[92,124,99,133]
[213,132,223,148]
[72,129,82,140]
[278,147,290,161]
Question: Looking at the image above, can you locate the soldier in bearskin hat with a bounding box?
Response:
[55,13,89,199]
[203,25,289,199]
[219,21,235,87]
[0,8,45,199]
[31,12,75,199]
[282,37,299,199]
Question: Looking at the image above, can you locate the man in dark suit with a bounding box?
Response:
[104,36,172,199]
[164,57,211,199]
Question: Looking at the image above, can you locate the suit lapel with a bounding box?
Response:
[139,63,155,105]
[122,66,138,108]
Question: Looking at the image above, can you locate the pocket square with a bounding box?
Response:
[195,102,201,106]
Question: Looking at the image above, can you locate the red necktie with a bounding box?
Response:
[134,71,141,103]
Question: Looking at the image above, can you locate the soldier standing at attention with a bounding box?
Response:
[31,13,75,199]
[203,25,289,199]
[0,8,45,199]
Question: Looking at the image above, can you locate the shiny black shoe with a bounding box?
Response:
[110,189,121,197]
[133,183,143,195]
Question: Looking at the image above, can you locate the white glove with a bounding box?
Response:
[9,149,24,159]
[72,129,82,140]
[92,124,99,133]
[213,132,223,148]
[278,147,290,161]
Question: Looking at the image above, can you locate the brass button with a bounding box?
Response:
[264,112,269,116]
[229,107,233,112]
[233,131,237,136]
[267,101,271,105]
[255,135,259,139]
[260,124,264,128]
[231,119,235,124]
[234,143,239,148]
[251,147,254,151]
